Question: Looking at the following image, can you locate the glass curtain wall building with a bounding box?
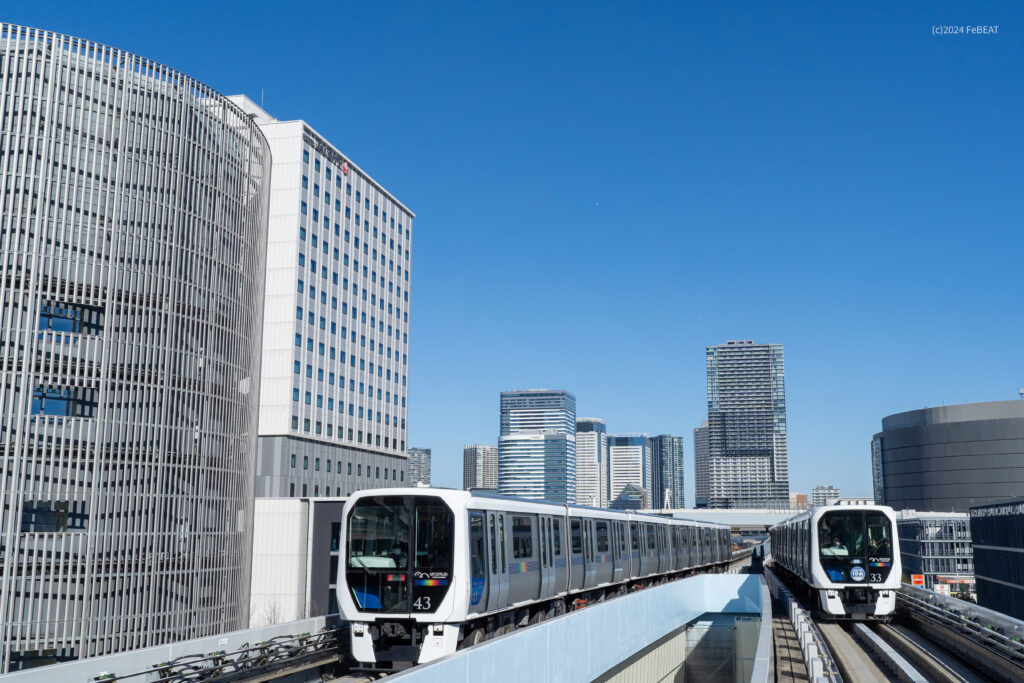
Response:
[497,390,576,503]
[705,340,789,508]
[576,418,608,507]
[227,97,414,500]
[651,434,685,509]
[0,26,270,672]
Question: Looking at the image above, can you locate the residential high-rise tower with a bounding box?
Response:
[704,340,789,508]
[407,447,431,485]
[651,434,685,509]
[694,420,710,508]
[463,444,498,490]
[497,390,576,503]
[228,97,414,499]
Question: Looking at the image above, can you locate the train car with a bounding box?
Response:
[769,503,901,620]
[338,488,731,670]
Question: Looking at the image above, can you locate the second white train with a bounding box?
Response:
[769,503,901,620]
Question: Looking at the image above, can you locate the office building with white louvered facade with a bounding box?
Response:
[228,97,414,499]
[0,26,270,672]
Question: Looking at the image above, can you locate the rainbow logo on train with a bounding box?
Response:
[414,578,448,587]
[515,561,529,573]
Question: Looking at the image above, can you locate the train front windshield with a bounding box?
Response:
[346,495,454,613]
[817,510,894,584]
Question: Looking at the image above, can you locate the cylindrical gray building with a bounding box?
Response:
[872,400,1024,512]
[0,25,270,671]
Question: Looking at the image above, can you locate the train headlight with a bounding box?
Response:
[353,623,366,636]
[432,624,445,635]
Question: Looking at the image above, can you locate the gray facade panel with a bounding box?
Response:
[875,402,1024,512]
[255,436,408,497]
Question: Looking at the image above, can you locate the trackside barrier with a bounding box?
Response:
[898,583,1024,668]
[763,565,840,683]
[0,615,344,683]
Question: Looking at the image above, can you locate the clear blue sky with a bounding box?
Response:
[11,2,1022,503]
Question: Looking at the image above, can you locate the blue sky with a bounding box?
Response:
[11,2,1022,503]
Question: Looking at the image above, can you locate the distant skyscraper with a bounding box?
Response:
[812,485,840,507]
[651,435,685,508]
[498,390,576,503]
[408,448,431,485]
[463,444,498,490]
[694,420,710,508]
[705,340,789,508]
[576,418,608,506]
[610,484,647,510]
[608,434,652,508]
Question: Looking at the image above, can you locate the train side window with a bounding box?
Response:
[596,521,609,553]
[647,524,657,550]
[620,523,627,556]
[552,519,561,556]
[499,515,507,572]
[512,516,533,558]
[630,522,639,551]
[470,514,486,582]
[570,520,582,555]
[489,513,497,574]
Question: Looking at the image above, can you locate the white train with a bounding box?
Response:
[769,504,901,620]
[337,488,732,669]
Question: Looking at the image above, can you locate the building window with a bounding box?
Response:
[315,458,321,471]
[290,454,296,468]
[290,483,296,496]
[303,456,309,469]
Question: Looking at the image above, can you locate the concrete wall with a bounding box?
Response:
[387,574,771,683]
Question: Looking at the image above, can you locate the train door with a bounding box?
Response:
[610,524,626,581]
[552,517,567,594]
[540,516,556,597]
[584,519,597,587]
[469,511,488,612]
[629,521,640,579]
[494,513,510,609]
[569,518,584,591]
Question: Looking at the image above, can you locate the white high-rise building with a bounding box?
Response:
[812,485,841,507]
[608,434,651,508]
[464,444,498,490]
[576,418,608,507]
[229,96,414,498]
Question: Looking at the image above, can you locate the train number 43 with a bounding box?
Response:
[413,597,432,611]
